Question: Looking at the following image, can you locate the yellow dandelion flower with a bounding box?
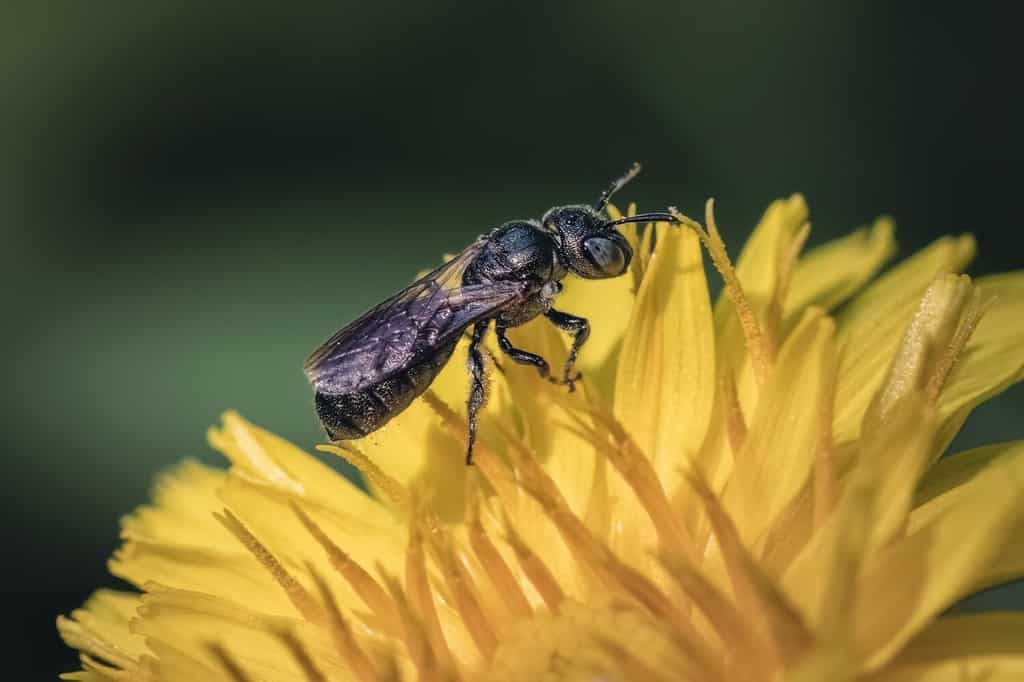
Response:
[58,195,1024,682]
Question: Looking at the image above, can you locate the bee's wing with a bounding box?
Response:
[305,239,526,395]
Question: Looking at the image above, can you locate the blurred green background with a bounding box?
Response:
[2,0,1021,676]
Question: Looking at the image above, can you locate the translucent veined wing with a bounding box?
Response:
[305,238,526,395]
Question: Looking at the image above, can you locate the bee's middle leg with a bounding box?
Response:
[495,325,551,379]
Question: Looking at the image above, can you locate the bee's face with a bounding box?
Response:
[542,205,633,279]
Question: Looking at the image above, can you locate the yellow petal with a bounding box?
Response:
[555,275,634,397]
[144,639,232,681]
[217,474,407,611]
[860,393,937,549]
[111,536,297,620]
[871,613,1024,681]
[58,672,116,682]
[854,441,1024,668]
[113,455,400,623]
[934,272,1024,450]
[687,471,813,666]
[867,658,1024,682]
[723,308,836,542]
[210,412,388,524]
[910,441,1024,591]
[913,441,1024,521]
[113,461,301,617]
[780,398,932,632]
[119,460,227,547]
[713,194,809,410]
[57,590,148,672]
[499,316,599,514]
[784,216,896,322]
[862,273,974,431]
[459,318,597,601]
[891,612,1024,667]
[613,223,715,497]
[834,235,976,442]
[484,600,692,682]
[131,586,341,681]
[783,648,856,682]
[722,194,809,314]
[799,470,873,643]
[783,391,936,630]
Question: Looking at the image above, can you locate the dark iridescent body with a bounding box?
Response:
[305,163,679,464]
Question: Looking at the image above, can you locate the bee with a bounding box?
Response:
[305,163,679,464]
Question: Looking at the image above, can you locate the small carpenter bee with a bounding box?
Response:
[305,163,679,464]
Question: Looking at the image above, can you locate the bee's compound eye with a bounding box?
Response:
[582,236,628,276]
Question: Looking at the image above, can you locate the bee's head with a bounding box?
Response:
[542,204,633,279]
[542,162,680,279]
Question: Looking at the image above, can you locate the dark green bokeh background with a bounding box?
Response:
[2,1,1021,676]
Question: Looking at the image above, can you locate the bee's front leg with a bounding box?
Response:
[544,309,589,392]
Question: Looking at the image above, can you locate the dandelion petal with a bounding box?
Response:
[614,223,715,497]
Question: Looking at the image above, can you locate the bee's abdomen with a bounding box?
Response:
[314,339,457,441]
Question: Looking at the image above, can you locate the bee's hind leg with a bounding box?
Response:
[465,321,490,465]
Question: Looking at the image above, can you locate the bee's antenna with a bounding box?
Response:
[595,162,643,212]
[601,211,680,229]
